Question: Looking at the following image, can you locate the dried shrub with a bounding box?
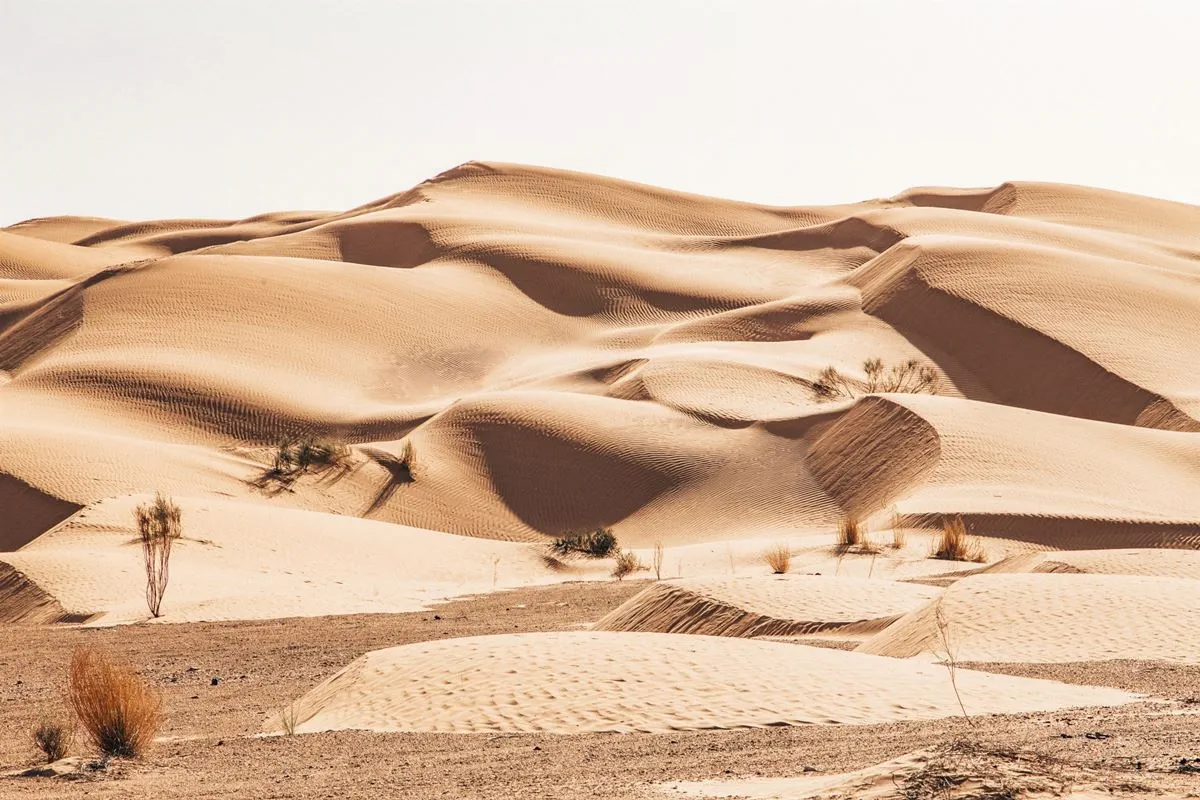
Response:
[611,550,644,581]
[549,528,618,559]
[68,648,162,759]
[253,437,352,494]
[32,721,71,763]
[135,493,180,618]
[652,541,664,581]
[932,516,987,563]
[763,543,791,574]
[836,516,864,550]
[812,358,940,401]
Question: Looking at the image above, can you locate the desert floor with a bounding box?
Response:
[2,581,1199,799]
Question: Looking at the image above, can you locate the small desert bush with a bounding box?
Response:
[932,516,987,563]
[611,550,644,581]
[651,541,664,581]
[32,721,71,763]
[68,648,162,759]
[549,528,618,559]
[763,543,791,574]
[135,492,180,618]
[254,437,352,493]
[812,358,940,401]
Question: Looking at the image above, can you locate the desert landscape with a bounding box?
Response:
[2,161,1199,798]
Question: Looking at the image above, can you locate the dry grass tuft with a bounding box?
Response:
[836,516,864,550]
[32,721,71,763]
[763,543,791,574]
[68,648,162,759]
[135,492,180,618]
[932,516,988,563]
[611,550,644,581]
[651,541,664,581]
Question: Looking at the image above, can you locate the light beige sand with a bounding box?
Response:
[5,163,1200,557]
[595,576,941,637]
[857,573,1200,663]
[264,631,1135,735]
[980,547,1200,579]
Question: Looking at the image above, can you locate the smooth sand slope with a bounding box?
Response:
[595,575,941,637]
[4,163,1200,555]
[264,631,1136,735]
[857,573,1200,663]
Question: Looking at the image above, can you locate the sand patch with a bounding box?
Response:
[266,631,1135,735]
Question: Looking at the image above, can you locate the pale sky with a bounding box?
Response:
[3,1,1198,226]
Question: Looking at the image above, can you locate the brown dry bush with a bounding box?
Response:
[68,648,162,759]
[32,721,71,763]
[611,550,644,581]
[932,516,988,563]
[763,543,791,574]
[135,492,181,618]
[651,541,664,581]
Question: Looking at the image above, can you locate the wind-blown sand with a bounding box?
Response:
[4,163,1200,796]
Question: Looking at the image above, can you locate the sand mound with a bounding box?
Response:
[856,573,1200,663]
[810,394,1200,549]
[265,631,1134,735]
[980,548,1200,580]
[3,162,1200,556]
[595,576,940,637]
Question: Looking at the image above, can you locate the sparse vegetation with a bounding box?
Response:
[135,492,180,618]
[933,601,973,727]
[611,550,644,581]
[279,703,300,736]
[68,648,162,759]
[549,528,619,559]
[932,516,988,563]
[253,437,353,494]
[890,508,908,549]
[812,357,940,401]
[32,721,71,763]
[763,543,791,574]
[651,541,664,581]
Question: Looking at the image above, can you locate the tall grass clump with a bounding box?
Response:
[932,516,987,563]
[135,492,181,618]
[763,543,791,574]
[836,516,864,550]
[68,648,162,759]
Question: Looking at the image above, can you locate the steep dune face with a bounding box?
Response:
[3,162,1200,553]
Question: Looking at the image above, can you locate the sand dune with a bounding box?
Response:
[856,573,1200,663]
[3,161,1200,619]
[595,576,940,637]
[264,631,1135,735]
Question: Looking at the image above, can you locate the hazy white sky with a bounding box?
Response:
[3,1,1198,225]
